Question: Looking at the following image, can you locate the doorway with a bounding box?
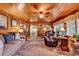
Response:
[30,25,38,39]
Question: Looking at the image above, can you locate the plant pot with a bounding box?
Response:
[77,39,79,42]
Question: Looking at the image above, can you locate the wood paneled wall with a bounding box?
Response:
[0,10,26,34]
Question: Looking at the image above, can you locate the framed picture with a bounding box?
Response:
[11,19,17,27]
[0,14,8,29]
[20,20,23,29]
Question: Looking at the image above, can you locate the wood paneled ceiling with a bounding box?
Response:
[0,3,79,23]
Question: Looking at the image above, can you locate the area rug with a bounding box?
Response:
[14,39,72,56]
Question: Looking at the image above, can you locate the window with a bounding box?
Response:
[66,19,76,36]
[43,24,51,31]
[54,22,64,32]
[77,18,79,33]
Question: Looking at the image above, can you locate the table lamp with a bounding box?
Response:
[60,28,66,36]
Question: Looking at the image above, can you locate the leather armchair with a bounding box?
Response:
[44,36,58,47]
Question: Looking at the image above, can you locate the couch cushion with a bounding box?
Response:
[0,38,4,56]
[3,39,25,56]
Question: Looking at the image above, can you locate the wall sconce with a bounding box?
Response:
[19,29,23,32]
[16,26,19,29]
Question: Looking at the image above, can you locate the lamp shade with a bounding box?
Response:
[60,28,65,32]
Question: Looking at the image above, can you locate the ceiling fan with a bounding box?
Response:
[30,4,53,18]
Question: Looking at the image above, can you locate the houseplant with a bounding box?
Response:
[73,32,79,41]
[56,28,60,37]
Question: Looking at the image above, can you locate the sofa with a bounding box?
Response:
[0,33,25,56]
[3,39,25,56]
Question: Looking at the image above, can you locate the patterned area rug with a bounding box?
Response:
[14,39,72,56]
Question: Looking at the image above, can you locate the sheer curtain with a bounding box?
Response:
[66,16,76,36]
[54,22,64,32]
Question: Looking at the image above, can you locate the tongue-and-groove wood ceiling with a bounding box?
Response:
[0,3,79,23]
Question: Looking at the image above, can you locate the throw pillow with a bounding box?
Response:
[4,34,14,43]
[15,33,20,40]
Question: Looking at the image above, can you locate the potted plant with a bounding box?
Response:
[56,28,60,37]
[73,32,79,42]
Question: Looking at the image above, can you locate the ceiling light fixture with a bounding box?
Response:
[39,14,44,18]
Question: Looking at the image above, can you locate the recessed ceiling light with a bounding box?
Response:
[40,7,44,11]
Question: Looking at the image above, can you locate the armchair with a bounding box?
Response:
[44,36,58,47]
